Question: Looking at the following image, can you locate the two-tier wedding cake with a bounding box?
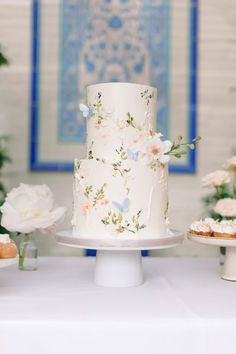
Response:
[72,82,172,240]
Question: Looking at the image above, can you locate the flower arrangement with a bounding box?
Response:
[202,155,236,220]
[0,183,66,269]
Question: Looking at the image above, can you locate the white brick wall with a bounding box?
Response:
[0,0,235,256]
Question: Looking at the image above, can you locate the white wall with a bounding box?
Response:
[0,0,235,257]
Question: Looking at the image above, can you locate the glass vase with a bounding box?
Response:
[19,234,38,271]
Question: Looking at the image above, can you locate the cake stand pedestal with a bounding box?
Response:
[188,233,236,281]
[55,230,183,287]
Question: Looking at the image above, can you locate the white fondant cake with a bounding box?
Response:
[72,82,171,239]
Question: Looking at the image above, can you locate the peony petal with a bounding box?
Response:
[163,140,172,153]
[32,207,66,230]
[159,154,170,164]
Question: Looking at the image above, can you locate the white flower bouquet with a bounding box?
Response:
[202,155,236,220]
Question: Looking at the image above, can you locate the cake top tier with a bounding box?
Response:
[86,82,157,161]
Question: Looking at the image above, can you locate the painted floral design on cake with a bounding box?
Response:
[81,183,108,216]
[101,199,146,235]
[140,88,154,106]
[74,83,201,239]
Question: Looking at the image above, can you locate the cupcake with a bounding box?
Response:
[0,234,18,259]
[204,218,217,228]
[212,220,236,239]
[189,220,213,236]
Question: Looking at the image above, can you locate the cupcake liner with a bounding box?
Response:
[189,230,213,237]
[213,232,236,239]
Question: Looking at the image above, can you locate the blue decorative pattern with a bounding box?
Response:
[30,0,198,173]
[59,0,170,143]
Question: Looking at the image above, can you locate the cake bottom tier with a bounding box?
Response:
[72,159,170,240]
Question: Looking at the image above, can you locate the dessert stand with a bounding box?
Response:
[188,233,236,281]
[0,257,18,269]
[55,230,183,287]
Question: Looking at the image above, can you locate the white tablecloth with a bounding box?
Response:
[1,257,236,354]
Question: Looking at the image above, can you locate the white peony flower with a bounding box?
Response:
[224,155,236,172]
[141,133,172,165]
[214,198,236,217]
[201,170,231,188]
[1,183,66,234]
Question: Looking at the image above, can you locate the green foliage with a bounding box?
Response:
[166,135,201,158]
[0,136,11,234]
[0,46,10,234]
[0,136,11,199]
[0,46,9,67]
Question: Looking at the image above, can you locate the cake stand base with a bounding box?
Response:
[95,250,143,287]
[56,229,183,288]
[188,234,236,282]
[222,247,236,281]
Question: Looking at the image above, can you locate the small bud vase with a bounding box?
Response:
[19,234,38,271]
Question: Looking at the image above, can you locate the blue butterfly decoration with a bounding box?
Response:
[127,149,139,161]
[79,103,90,118]
[112,198,130,213]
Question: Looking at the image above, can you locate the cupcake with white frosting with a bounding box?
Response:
[189,219,213,236]
[204,218,217,228]
[212,220,236,239]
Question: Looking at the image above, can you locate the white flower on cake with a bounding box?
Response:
[129,130,149,152]
[141,133,172,165]
[202,170,231,188]
[0,183,66,233]
[213,198,236,217]
[224,155,236,172]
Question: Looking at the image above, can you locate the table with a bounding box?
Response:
[0,257,236,354]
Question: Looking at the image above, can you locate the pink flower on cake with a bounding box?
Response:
[99,198,109,205]
[224,155,236,172]
[81,201,92,216]
[214,198,236,217]
[202,170,231,188]
[141,133,172,165]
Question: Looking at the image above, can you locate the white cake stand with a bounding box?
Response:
[188,233,236,282]
[0,257,18,269]
[55,230,183,288]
